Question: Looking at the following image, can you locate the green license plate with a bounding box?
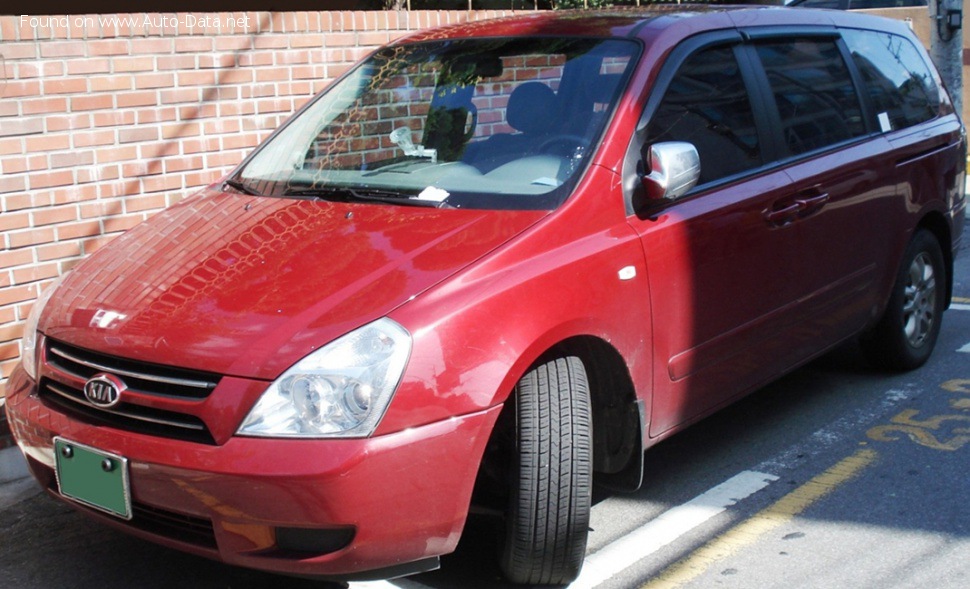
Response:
[54,437,132,520]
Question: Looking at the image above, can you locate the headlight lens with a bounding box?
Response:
[21,275,64,380]
[237,318,411,438]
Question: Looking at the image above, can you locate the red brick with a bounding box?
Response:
[67,59,112,75]
[175,37,213,53]
[178,71,216,86]
[45,114,92,132]
[131,38,173,54]
[0,211,29,231]
[136,108,177,125]
[28,169,73,190]
[0,175,27,194]
[93,111,136,128]
[164,155,203,173]
[72,95,114,111]
[103,215,145,233]
[90,75,133,92]
[50,151,94,169]
[0,138,24,155]
[117,91,158,108]
[36,242,82,262]
[73,130,115,148]
[12,263,59,285]
[26,133,71,152]
[119,127,159,144]
[6,228,55,249]
[0,342,21,362]
[89,39,129,56]
[157,55,197,71]
[159,88,201,104]
[1,80,41,98]
[0,43,36,60]
[95,146,138,164]
[56,220,101,240]
[135,73,175,90]
[125,191,169,213]
[40,41,84,58]
[0,249,34,271]
[22,97,69,115]
[113,57,154,73]
[43,78,88,94]
[162,122,201,139]
[1,155,45,174]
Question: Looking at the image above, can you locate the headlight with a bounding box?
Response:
[21,275,65,380]
[238,318,411,438]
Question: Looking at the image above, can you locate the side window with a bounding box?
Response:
[645,45,761,186]
[755,39,867,156]
[842,29,940,132]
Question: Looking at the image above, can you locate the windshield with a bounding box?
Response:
[236,37,639,210]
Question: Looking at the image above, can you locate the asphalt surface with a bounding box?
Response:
[2,235,970,589]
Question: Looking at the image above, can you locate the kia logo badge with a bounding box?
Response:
[83,374,126,408]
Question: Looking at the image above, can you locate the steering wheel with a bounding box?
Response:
[537,134,587,156]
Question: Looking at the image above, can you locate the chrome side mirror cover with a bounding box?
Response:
[641,141,700,201]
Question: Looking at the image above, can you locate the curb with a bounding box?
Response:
[0,444,28,484]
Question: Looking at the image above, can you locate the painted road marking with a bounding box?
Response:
[571,471,777,589]
[640,448,878,589]
[959,342,970,354]
[953,297,970,304]
[352,579,429,589]
[952,303,970,311]
[354,386,915,588]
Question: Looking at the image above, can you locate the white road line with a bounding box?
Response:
[570,470,778,589]
[958,342,970,354]
[351,579,430,589]
[951,303,970,311]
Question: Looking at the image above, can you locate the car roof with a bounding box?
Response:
[394,6,913,45]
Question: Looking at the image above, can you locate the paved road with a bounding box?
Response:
[2,251,969,589]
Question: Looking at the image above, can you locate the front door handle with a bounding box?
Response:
[764,202,802,225]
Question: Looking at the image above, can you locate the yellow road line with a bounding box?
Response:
[954,297,970,303]
[641,447,878,589]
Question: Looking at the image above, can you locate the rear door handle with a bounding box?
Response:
[795,193,830,216]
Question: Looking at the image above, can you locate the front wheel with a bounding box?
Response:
[499,355,592,585]
[861,230,946,371]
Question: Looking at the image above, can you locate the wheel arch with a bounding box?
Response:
[916,210,954,307]
[472,334,646,510]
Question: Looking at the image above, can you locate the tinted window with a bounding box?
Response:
[756,39,866,156]
[645,45,761,186]
[842,29,939,132]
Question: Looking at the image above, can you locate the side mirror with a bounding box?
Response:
[641,142,700,201]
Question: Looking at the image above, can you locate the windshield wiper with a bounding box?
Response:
[223,178,262,196]
[282,185,450,208]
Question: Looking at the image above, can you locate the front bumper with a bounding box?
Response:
[5,364,500,579]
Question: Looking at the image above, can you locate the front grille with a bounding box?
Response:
[40,340,220,445]
[46,342,219,400]
[40,380,214,444]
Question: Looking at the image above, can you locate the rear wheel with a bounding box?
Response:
[500,356,592,585]
[861,230,946,371]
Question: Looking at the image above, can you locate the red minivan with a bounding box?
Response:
[6,7,965,585]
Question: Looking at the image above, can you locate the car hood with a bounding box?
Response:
[42,189,545,380]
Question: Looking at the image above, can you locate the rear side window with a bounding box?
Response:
[755,39,867,156]
[842,29,940,132]
[645,45,762,185]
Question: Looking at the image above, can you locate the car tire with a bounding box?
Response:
[500,355,592,585]
[861,229,946,371]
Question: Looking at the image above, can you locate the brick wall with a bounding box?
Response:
[0,10,518,414]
